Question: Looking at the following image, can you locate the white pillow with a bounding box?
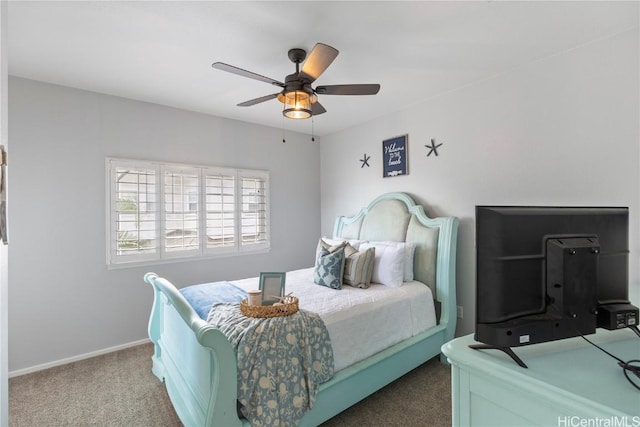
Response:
[360,241,405,287]
[403,242,416,282]
[359,241,416,285]
[329,237,365,250]
[322,237,345,246]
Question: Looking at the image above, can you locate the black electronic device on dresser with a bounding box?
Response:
[472,205,638,367]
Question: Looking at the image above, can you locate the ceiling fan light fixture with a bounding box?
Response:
[282,90,312,119]
[212,43,380,120]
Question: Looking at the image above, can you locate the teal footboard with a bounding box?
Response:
[145,272,244,427]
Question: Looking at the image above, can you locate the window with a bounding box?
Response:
[107,158,269,266]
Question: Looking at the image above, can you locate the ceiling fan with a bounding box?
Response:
[212,43,380,119]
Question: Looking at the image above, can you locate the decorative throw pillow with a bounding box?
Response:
[315,238,347,267]
[343,244,376,288]
[359,241,405,287]
[314,246,346,289]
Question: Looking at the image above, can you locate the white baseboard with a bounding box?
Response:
[8,338,150,378]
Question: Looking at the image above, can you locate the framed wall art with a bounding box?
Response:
[382,135,408,177]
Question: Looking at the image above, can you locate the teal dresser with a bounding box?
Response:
[442,329,640,426]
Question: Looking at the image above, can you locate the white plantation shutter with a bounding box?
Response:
[205,169,236,252]
[163,167,200,257]
[107,159,269,266]
[109,160,159,264]
[240,171,269,250]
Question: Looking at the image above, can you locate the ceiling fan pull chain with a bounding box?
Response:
[282,116,286,143]
[311,116,315,142]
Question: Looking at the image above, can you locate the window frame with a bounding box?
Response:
[106,158,270,268]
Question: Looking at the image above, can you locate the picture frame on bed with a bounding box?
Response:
[259,272,286,305]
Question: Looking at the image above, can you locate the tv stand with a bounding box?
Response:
[468,343,528,368]
[444,329,639,426]
[630,325,640,338]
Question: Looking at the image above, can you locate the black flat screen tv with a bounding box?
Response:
[473,205,632,367]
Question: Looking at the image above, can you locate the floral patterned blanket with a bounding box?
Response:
[207,303,334,427]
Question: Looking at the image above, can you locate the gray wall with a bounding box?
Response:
[8,77,321,372]
[319,28,640,336]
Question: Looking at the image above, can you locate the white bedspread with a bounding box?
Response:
[231,267,437,372]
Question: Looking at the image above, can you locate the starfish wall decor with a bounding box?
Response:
[360,154,371,168]
[425,138,443,157]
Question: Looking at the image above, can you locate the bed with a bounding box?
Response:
[144,192,459,426]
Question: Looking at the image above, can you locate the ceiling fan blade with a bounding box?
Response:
[311,102,327,115]
[299,43,339,83]
[212,62,284,87]
[237,93,280,107]
[315,84,380,96]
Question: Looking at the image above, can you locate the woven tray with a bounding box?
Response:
[240,296,299,318]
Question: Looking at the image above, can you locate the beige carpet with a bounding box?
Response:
[9,342,451,426]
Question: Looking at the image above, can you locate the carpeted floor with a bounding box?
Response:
[9,342,451,426]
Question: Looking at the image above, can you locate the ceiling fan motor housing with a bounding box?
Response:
[287,48,307,64]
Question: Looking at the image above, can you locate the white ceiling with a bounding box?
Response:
[7,1,639,136]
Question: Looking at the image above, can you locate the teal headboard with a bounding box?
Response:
[333,192,458,305]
